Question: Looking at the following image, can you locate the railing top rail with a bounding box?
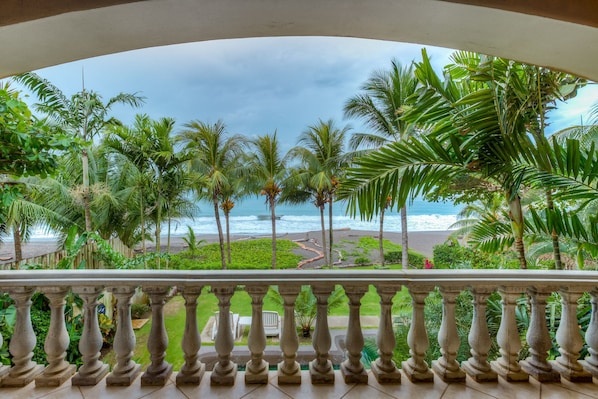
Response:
[0,269,597,289]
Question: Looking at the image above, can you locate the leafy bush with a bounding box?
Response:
[432,239,502,269]
[131,303,150,319]
[355,257,371,265]
[384,250,426,268]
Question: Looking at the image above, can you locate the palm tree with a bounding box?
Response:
[288,119,350,266]
[177,120,245,269]
[245,132,288,269]
[14,72,144,233]
[344,59,418,268]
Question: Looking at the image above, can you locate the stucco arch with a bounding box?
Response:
[1,0,597,80]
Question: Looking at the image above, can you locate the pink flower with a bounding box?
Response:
[424,259,433,269]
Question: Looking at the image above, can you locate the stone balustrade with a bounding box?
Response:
[0,269,598,393]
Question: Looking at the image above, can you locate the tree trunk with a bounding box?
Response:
[319,204,329,266]
[225,209,231,264]
[81,149,92,233]
[155,196,161,269]
[13,226,22,266]
[270,196,277,269]
[328,194,334,266]
[379,206,385,267]
[401,206,408,270]
[139,188,147,268]
[213,195,226,269]
[507,193,527,269]
[166,208,171,269]
[545,190,563,270]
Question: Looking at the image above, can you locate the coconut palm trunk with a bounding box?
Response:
[13,226,22,265]
[507,193,527,269]
[225,209,232,264]
[270,196,277,269]
[319,203,329,266]
[545,190,563,269]
[81,149,93,232]
[379,206,385,267]
[213,194,227,269]
[328,194,334,266]
[400,206,408,270]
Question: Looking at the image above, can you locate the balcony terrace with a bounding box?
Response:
[1,269,598,398]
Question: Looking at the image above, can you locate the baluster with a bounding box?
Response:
[1,287,43,387]
[520,287,560,382]
[372,284,401,383]
[0,326,7,380]
[310,283,334,384]
[245,285,268,384]
[176,286,205,385]
[402,285,434,383]
[490,287,528,381]
[211,285,237,386]
[581,288,598,377]
[550,288,592,381]
[106,286,141,386]
[35,287,76,386]
[278,285,301,384]
[72,286,109,386]
[340,284,368,384]
[462,287,497,382]
[141,286,173,386]
[432,286,466,382]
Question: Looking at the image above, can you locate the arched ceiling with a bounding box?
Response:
[1,0,597,80]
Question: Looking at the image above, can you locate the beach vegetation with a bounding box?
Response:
[344,59,419,269]
[244,132,289,269]
[177,120,246,269]
[181,225,206,254]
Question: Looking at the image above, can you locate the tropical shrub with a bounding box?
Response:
[384,250,425,268]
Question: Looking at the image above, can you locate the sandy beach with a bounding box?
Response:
[0,229,453,266]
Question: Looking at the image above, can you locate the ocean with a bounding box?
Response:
[168,197,460,236]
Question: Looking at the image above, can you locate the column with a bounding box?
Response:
[340,284,368,384]
[520,287,560,382]
[210,285,237,386]
[35,287,76,386]
[550,288,592,381]
[141,286,173,386]
[1,287,44,387]
[278,285,301,384]
[72,286,109,386]
[372,284,401,383]
[176,286,205,385]
[490,287,528,381]
[462,287,497,382]
[432,286,466,382]
[581,288,598,377]
[310,283,334,384]
[402,285,434,383]
[245,285,268,384]
[106,286,141,386]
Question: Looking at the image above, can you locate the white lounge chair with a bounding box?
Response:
[262,310,281,337]
[211,311,240,340]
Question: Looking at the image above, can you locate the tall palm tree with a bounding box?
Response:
[246,132,288,269]
[288,119,350,266]
[177,120,245,270]
[14,72,144,233]
[344,59,418,269]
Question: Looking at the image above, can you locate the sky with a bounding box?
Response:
[12,36,598,154]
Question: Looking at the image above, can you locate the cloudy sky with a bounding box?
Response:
[19,37,598,153]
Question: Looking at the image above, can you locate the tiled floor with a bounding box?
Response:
[4,370,598,399]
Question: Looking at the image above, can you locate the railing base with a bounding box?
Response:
[141,364,173,386]
[35,364,76,387]
[0,364,44,387]
[176,363,206,385]
[550,360,592,382]
[245,363,269,384]
[461,361,497,382]
[432,360,466,383]
[0,365,9,380]
[72,364,110,386]
[210,363,237,386]
[520,360,561,383]
[402,361,434,383]
[341,363,369,384]
[580,360,598,379]
[309,361,335,384]
[370,362,401,384]
[277,361,302,384]
[490,361,529,382]
[106,364,142,386]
